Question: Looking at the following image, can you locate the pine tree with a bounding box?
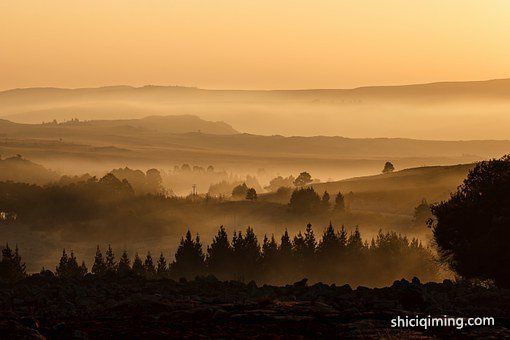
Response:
[118,250,131,276]
[132,253,145,276]
[321,191,331,209]
[206,226,233,279]
[91,246,106,276]
[335,192,345,212]
[55,249,69,278]
[144,252,156,275]
[170,230,205,279]
[105,245,116,273]
[0,244,26,282]
[79,261,88,276]
[303,223,316,258]
[67,251,80,277]
[156,253,167,276]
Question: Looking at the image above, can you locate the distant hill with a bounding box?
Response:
[0,155,59,185]
[0,114,238,136]
[1,79,510,139]
[311,163,475,215]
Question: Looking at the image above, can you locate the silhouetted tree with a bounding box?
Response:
[232,227,261,281]
[171,230,205,279]
[92,246,106,276]
[289,187,321,213]
[146,168,165,195]
[0,244,26,282]
[321,191,331,209]
[157,253,167,276]
[144,252,156,275]
[55,249,85,279]
[105,245,116,273]
[264,175,295,192]
[431,155,510,287]
[382,161,395,174]
[261,234,278,273]
[246,188,257,201]
[206,226,234,279]
[232,183,249,198]
[335,192,345,212]
[413,199,432,226]
[132,253,145,276]
[293,172,313,187]
[118,250,131,276]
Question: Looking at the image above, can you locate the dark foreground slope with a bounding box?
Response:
[1,275,509,338]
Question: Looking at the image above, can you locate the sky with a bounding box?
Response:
[1,0,510,90]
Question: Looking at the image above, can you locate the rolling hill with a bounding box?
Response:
[2,79,510,139]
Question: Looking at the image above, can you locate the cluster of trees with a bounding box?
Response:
[431,155,510,288]
[0,244,26,283]
[289,188,346,213]
[231,183,258,200]
[11,224,439,287]
[110,167,166,195]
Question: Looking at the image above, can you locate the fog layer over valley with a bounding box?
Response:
[1,82,509,286]
[2,79,510,139]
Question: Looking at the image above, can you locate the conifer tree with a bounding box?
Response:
[92,246,106,276]
[132,253,145,276]
[335,192,346,212]
[321,191,331,209]
[144,252,156,275]
[105,245,116,273]
[206,226,233,279]
[170,230,205,279]
[156,253,167,276]
[56,249,69,278]
[79,261,88,276]
[118,250,131,276]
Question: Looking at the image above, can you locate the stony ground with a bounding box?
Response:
[1,273,509,339]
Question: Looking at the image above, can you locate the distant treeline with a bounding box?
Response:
[1,224,439,287]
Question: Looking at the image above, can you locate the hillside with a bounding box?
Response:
[0,116,507,180]
[2,79,510,139]
[311,164,474,215]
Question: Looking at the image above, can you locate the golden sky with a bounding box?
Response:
[1,0,509,90]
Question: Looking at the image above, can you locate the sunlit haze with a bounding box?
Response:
[1,0,509,90]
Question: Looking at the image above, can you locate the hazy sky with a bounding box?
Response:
[1,0,509,90]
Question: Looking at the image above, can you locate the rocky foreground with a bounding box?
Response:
[1,273,509,339]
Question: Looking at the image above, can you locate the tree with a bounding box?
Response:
[118,250,131,276]
[246,188,257,201]
[144,252,156,275]
[132,253,145,276]
[206,226,234,279]
[105,245,116,273]
[293,172,312,187]
[157,253,167,276]
[321,191,331,209]
[289,187,321,213]
[232,183,249,198]
[264,175,295,192]
[146,168,165,195]
[413,199,432,226]
[92,246,106,276]
[56,249,84,279]
[0,244,26,282]
[334,192,345,212]
[232,227,261,281]
[171,230,205,279]
[382,161,395,174]
[431,155,510,287]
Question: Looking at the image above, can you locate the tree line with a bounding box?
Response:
[1,224,439,287]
